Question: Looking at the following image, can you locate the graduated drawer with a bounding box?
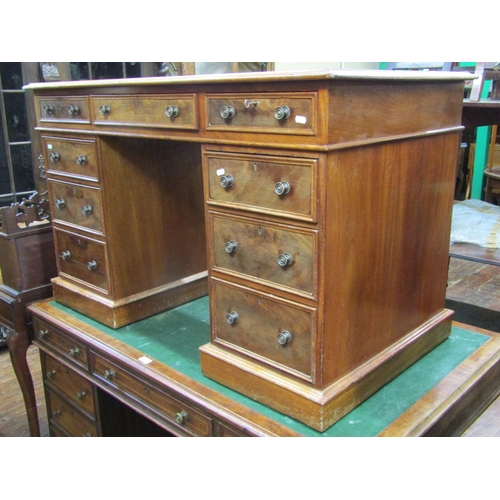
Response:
[205,151,317,222]
[206,92,317,136]
[34,318,89,371]
[211,213,317,298]
[54,229,109,293]
[43,136,99,181]
[38,96,90,124]
[91,94,199,129]
[91,353,213,436]
[47,390,98,437]
[44,354,96,417]
[48,179,104,235]
[212,280,315,381]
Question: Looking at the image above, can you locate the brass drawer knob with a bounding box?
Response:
[274,106,290,121]
[69,347,80,357]
[224,240,238,253]
[61,250,71,260]
[275,181,290,196]
[52,409,61,418]
[99,104,111,115]
[220,105,235,119]
[87,260,97,271]
[43,104,54,115]
[55,198,66,209]
[277,330,292,345]
[220,174,234,188]
[76,155,87,165]
[38,329,49,338]
[82,205,93,216]
[226,311,239,325]
[175,410,188,424]
[76,391,86,400]
[49,151,60,162]
[46,369,56,379]
[165,105,179,117]
[104,369,116,380]
[278,253,293,267]
[68,105,80,115]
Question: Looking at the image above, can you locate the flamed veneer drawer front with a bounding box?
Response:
[91,94,199,129]
[206,151,317,221]
[211,213,317,297]
[91,353,213,436]
[34,318,89,371]
[43,136,99,181]
[212,280,315,381]
[49,179,104,235]
[44,354,96,417]
[54,229,109,293]
[38,96,90,124]
[46,390,98,437]
[206,92,317,136]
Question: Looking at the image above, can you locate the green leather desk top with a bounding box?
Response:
[52,297,489,436]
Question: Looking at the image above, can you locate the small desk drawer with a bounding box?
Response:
[49,179,104,235]
[38,96,90,124]
[44,354,96,417]
[46,390,98,437]
[206,92,317,136]
[212,280,315,381]
[54,229,109,293]
[91,353,213,436]
[43,136,99,181]
[211,213,317,297]
[34,318,89,371]
[205,150,317,222]
[91,94,199,130]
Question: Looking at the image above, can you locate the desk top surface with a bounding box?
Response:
[24,69,473,91]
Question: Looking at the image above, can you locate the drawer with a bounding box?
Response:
[49,179,104,235]
[91,353,213,436]
[211,213,317,297]
[212,280,315,381]
[54,229,109,293]
[91,94,199,130]
[206,92,317,136]
[47,390,98,437]
[34,318,89,371]
[38,96,90,124]
[205,151,317,222]
[44,354,96,418]
[43,136,99,181]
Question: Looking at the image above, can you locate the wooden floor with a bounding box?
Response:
[1,257,499,437]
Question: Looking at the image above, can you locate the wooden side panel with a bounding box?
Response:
[327,81,464,145]
[320,133,460,385]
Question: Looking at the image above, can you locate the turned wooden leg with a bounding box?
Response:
[6,302,40,437]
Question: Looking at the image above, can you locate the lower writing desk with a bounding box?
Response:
[29,297,500,437]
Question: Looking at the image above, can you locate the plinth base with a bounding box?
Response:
[52,271,208,329]
[200,309,453,432]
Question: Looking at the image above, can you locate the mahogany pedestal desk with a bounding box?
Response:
[26,69,472,432]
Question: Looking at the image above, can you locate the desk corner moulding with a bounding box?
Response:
[24,69,473,432]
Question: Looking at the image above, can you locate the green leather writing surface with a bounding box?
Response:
[52,298,489,436]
